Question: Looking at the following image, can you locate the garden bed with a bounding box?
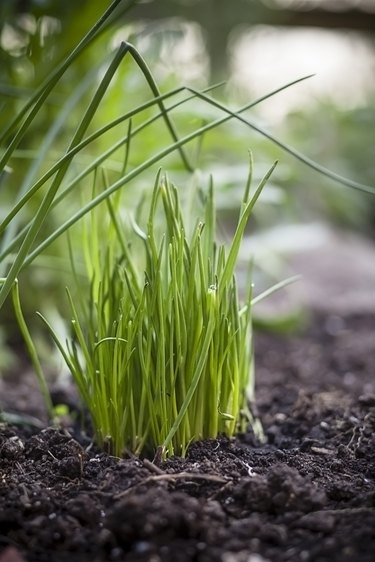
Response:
[1,309,374,562]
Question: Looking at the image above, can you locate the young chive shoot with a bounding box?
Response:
[40,160,275,459]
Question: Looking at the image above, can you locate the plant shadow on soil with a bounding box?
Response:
[0,309,374,562]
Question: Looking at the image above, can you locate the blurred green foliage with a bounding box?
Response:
[2,0,373,232]
[281,101,375,230]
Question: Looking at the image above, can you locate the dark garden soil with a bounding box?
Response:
[0,308,374,562]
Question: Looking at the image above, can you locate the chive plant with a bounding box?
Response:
[40,163,274,458]
[2,0,375,457]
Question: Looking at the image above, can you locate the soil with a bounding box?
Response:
[0,231,375,562]
[0,310,374,562]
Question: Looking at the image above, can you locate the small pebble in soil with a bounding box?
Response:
[133,541,152,554]
[0,436,24,460]
[109,548,123,561]
[320,421,330,431]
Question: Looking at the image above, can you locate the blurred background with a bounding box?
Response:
[1,0,375,384]
[1,0,374,223]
